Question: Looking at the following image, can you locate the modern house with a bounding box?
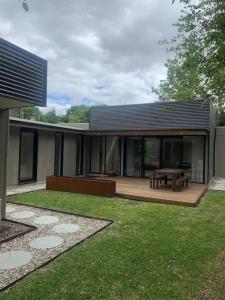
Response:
[2,37,225,208]
[7,100,220,190]
[0,38,47,219]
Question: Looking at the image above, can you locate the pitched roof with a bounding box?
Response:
[90,100,211,131]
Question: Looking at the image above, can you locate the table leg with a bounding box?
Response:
[172,175,177,191]
[165,176,168,185]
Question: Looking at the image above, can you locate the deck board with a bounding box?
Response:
[97,177,207,207]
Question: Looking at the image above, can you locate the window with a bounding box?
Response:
[125,137,142,177]
[183,136,204,183]
[19,129,38,183]
[105,137,121,175]
[54,132,64,176]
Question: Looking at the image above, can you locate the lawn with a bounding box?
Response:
[1,190,225,300]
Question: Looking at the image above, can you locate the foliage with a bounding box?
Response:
[20,107,42,121]
[155,0,225,110]
[3,190,225,299]
[216,111,225,126]
[64,105,90,123]
[40,109,59,124]
[20,105,90,124]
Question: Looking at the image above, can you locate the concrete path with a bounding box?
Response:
[208,178,225,191]
[7,182,46,196]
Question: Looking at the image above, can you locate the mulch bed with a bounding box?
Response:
[0,220,35,244]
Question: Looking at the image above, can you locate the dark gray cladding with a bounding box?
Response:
[90,100,210,131]
[0,38,47,108]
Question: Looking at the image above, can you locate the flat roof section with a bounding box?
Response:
[90,100,211,131]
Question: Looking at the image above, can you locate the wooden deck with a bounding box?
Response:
[97,177,207,207]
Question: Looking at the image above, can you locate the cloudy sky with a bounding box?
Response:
[0,0,182,114]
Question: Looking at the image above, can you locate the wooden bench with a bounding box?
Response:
[150,172,166,189]
[176,176,189,192]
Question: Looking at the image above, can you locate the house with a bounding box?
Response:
[2,38,225,206]
[0,38,47,219]
[7,100,220,188]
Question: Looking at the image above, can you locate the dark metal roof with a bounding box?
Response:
[90,101,211,131]
[0,38,47,108]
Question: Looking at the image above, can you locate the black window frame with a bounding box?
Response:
[76,135,84,175]
[54,132,64,177]
[18,127,38,184]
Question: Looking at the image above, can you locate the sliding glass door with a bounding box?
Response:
[162,137,182,168]
[105,137,121,175]
[90,136,121,175]
[90,137,105,174]
[123,136,205,183]
[183,136,204,183]
[19,129,38,183]
[125,137,142,177]
[144,138,160,177]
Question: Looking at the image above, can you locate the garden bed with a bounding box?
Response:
[46,176,116,197]
[0,220,35,244]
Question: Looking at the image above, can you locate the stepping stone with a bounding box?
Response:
[53,223,80,234]
[6,206,16,213]
[33,216,59,225]
[29,235,63,250]
[10,211,35,219]
[0,251,32,270]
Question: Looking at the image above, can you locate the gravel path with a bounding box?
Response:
[0,220,35,244]
[0,203,111,291]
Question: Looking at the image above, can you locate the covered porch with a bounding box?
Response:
[97,176,207,207]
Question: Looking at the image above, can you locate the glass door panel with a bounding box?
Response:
[183,136,204,183]
[125,137,142,177]
[144,138,160,177]
[90,137,105,173]
[105,137,121,175]
[19,130,37,182]
[163,137,182,168]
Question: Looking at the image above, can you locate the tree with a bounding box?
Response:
[154,0,225,110]
[40,109,59,124]
[20,105,91,124]
[20,106,42,120]
[64,105,90,123]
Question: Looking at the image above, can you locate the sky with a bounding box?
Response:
[0,0,183,114]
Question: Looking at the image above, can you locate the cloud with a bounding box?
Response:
[0,0,182,112]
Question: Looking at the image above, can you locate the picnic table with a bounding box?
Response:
[154,168,185,191]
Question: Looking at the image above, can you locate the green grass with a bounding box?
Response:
[1,190,225,299]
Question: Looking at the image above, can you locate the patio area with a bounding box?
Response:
[98,177,207,207]
[7,182,46,196]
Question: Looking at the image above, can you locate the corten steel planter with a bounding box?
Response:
[46,176,116,197]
